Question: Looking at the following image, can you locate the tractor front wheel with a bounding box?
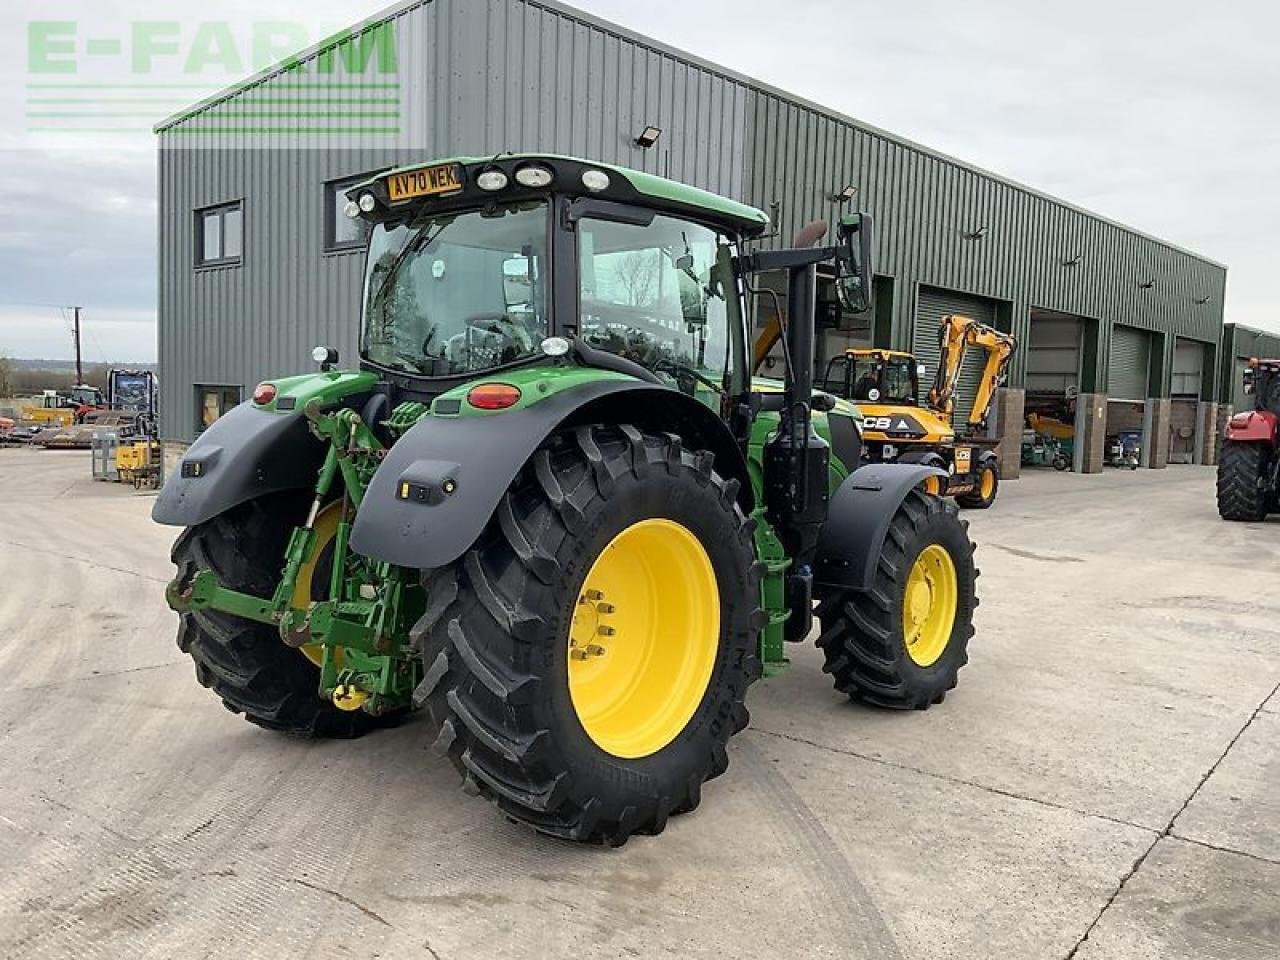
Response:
[816,490,976,709]
[1217,440,1270,521]
[413,426,761,845]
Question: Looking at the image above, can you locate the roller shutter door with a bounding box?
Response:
[1026,317,1081,394]
[1107,325,1151,402]
[1172,339,1203,398]
[914,286,997,428]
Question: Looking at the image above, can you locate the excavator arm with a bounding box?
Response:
[966,324,1016,430]
[925,315,1016,430]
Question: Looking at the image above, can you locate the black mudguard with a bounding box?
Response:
[897,448,946,468]
[152,403,325,527]
[350,381,752,571]
[813,462,946,592]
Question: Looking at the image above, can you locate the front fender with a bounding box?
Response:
[152,403,327,527]
[349,382,752,570]
[1225,409,1278,442]
[813,462,946,592]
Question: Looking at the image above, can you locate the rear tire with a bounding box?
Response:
[413,426,761,845]
[1217,440,1270,521]
[956,459,999,509]
[816,490,977,709]
[170,495,389,737]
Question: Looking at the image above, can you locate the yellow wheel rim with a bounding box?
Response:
[902,544,958,667]
[979,466,996,500]
[291,502,344,669]
[567,519,720,759]
[923,476,943,496]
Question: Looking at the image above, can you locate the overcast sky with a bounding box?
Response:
[1,0,1276,361]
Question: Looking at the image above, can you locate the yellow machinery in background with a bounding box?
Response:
[115,440,162,488]
[20,391,76,427]
[810,315,1015,508]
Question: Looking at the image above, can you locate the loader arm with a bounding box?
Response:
[752,314,783,372]
[965,325,1016,430]
[925,314,1015,429]
[926,315,976,419]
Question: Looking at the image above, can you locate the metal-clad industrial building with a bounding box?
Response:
[157,0,1228,473]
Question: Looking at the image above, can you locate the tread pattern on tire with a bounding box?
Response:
[955,459,998,510]
[815,489,977,710]
[1217,440,1269,521]
[170,495,388,738]
[411,425,762,845]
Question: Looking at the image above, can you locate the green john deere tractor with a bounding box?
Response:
[156,154,977,845]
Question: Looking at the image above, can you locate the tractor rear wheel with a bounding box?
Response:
[1217,440,1270,521]
[956,459,999,509]
[816,490,976,709]
[413,425,761,845]
[170,494,389,737]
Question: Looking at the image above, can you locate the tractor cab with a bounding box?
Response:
[351,155,773,422]
[1242,358,1280,414]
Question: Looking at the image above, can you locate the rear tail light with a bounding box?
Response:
[253,382,277,405]
[466,383,521,410]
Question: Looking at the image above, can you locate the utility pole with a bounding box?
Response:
[72,306,83,385]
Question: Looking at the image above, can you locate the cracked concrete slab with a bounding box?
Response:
[1073,837,1280,960]
[1173,704,1280,863]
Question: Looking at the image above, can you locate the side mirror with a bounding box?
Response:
[835,213,874,314]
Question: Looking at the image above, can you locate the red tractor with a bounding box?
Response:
[1218,358,1280,521]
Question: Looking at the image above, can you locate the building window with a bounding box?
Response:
[195,384,241,432]
[325,175,374,252]
[196,202,243,266]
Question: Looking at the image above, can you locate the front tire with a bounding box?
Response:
[413,426,761,845]
[169,495,386,737]
[1217,440,1270,521]
[816,490,977,709]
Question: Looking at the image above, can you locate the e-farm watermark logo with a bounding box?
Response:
[25,19,402,141]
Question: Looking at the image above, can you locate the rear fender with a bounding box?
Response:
[813,462,947,592]
[349,383,752,570]
[152,403,326,527]
[1225,409,1278,443]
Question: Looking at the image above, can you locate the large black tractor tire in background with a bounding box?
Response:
[816,489,977,709]
[1217,440,1271,522]
[170,494,388,737]
[956,457,999,509]
[413,425,761,845]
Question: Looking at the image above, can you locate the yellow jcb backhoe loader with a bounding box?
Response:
[808,315,1015,508]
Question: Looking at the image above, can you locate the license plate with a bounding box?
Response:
[954,446,972,471]
[386,164,464,202]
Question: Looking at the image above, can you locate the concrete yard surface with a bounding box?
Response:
[1,448,1276,959]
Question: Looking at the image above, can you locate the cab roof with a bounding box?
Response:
[353,153,770,238]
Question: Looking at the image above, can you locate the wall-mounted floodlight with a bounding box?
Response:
[964,226,989,240]
[830,185,858,203]
[1062,253,1083,266]
[634,125,662,149]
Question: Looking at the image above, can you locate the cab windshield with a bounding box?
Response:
[823,355,919,405]
[362,201,548,377]
[578,213,742,403]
